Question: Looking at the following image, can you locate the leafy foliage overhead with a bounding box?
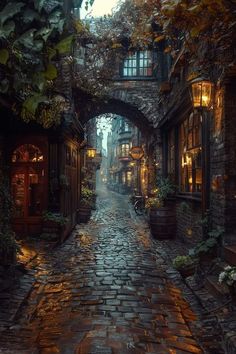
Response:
[0,0,74,128]
[125,0,236,72]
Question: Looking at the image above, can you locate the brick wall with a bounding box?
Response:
[209,77,236,245]
[224,78,236,243]
[176,199,203,246]
[210,85,227,231]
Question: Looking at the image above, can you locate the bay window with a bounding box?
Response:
[120,143,130,157]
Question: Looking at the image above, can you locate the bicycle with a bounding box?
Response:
[131,195,147,215]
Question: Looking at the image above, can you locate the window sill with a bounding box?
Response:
[115,77,158,81]
[176,193,201,203]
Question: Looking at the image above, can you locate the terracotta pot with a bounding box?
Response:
[178,263,196,278]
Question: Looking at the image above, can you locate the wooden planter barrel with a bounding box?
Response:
[149,205,176,240]
[77,205,91,223]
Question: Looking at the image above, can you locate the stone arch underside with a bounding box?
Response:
[74,86,160,135]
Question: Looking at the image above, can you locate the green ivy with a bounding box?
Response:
[188,226,224,257]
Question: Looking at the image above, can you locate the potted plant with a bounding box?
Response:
[173,255,198,278]
[77,186,94,223]
[188,227,224,262]
[42,211,68,237]
[218,265,236,304]
[146,176,176,239]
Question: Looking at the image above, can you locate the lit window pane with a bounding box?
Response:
[12,144,44,162]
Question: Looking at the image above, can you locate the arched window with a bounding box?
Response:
[12,144,44,163]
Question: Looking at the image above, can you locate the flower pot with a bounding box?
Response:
[77,205,91,223]
[149,205,176,240]
[178,263,196,278]
[42,220,62,233]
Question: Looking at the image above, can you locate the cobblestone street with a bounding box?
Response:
[0,188,205,354]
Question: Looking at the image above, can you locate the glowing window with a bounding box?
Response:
[12,144,44,163]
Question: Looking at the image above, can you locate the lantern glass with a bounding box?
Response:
[190,79,213,109]
[87,148,96,158]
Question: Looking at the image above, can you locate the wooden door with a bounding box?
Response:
[11,143,46,236]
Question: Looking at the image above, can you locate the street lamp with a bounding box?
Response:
[129,146,145,195]
[189,77,214,110]
[189,77,214,232]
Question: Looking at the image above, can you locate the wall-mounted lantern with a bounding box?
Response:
[86,147,96,158]
[189,77,214,110]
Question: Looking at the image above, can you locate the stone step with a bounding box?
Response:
[224,245,236,266]
[204,275,229,301]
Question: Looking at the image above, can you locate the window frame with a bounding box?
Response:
[120,143,130,158]
[165,112,203,200]
[179,113,202,195]
[121,50,154,78]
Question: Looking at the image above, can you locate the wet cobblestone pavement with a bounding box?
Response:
[0,188,205,353]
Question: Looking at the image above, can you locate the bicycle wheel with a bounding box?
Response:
[134,199,145,215]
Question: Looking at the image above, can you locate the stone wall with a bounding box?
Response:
[109,80,160,128]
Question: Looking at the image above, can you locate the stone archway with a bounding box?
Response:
[74,88,162,198]
[73,88,159,136]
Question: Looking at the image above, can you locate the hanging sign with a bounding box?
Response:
[129,146,144,160]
